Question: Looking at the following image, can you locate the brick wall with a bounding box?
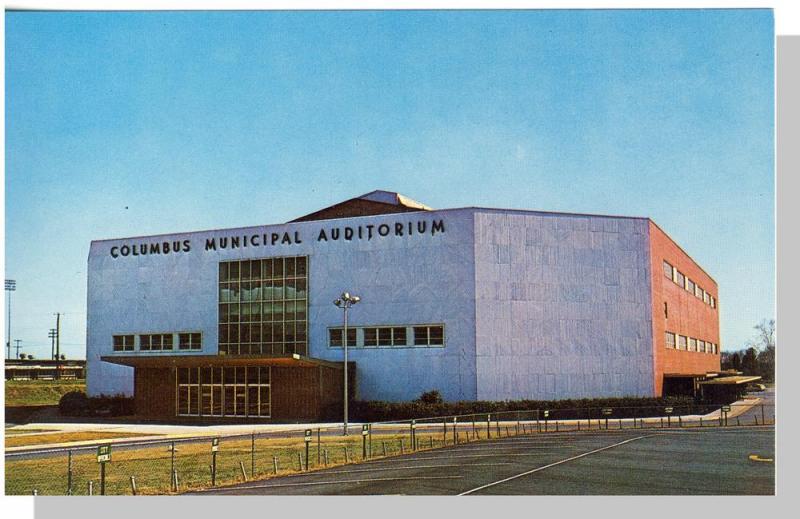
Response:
[648,221,721,395]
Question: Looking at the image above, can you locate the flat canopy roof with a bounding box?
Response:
[101,353,344,370]
[699,375,762,385]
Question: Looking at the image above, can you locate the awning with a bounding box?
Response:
[101,353,344,370]
[699,375,762,385]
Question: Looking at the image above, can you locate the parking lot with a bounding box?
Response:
[196,425,774,496]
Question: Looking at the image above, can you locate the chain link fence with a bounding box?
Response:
[6,401,774,495]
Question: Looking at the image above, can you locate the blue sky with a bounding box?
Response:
[5,9,774,360]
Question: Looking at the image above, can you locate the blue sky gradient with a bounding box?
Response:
[5,9,774,360]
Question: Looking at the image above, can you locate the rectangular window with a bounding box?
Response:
[677,335,687,350]
[414,325,445,346]
[665,332,676,349]
[113,335,134,352]
[219,256,308,356]
[698,340,706,353]
[364,327,378,347]
[687,278,696,294]
[176,366,270,418]
[663,261,673,279]
[139,333,174,351]
[675,271,685,288]
[689,338,697,352]
[695,285,703,299]
[329,328,357,348]
[392,327,407,346]
[179,333,202,351]
[704,291,710,304]
[710,296,716,309]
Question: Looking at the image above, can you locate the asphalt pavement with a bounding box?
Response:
[193,425,775,495]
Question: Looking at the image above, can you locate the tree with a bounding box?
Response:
[753,319,775,381]
[731,352,742,371]
[741,347,758,375]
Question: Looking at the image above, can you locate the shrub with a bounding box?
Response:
[416,390,444,405]
[350,395,708,423]
[59,390,90,416]
[58,391,134,417]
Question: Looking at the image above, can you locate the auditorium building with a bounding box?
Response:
[86,190,721,421]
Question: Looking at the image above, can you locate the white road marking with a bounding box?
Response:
[203,475,463,492]
[458,435,653,495]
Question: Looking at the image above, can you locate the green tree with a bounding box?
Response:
[741,347,758,375]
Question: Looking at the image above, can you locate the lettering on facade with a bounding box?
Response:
[108,219,446,259]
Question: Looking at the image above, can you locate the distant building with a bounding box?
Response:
[86,190,720,422]
[5,359,86,380]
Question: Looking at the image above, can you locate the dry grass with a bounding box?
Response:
[5,428,58,436]
[6,431,150,448]
[5,380,85,407]
[6,430,454,495]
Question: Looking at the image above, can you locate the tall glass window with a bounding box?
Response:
[219,256,308,356]
[176,366,270,418]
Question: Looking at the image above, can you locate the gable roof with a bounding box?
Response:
[290,190,432,223]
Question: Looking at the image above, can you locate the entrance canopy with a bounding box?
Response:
[101,353,344,370]
[699,375,762,386]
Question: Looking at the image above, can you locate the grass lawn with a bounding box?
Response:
[6,431,150,448]
[5,379,86,407]
[5,428,57,436]
[5,430,447,495]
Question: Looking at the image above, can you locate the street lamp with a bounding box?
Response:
[5,279,16,360]
[334,292,360,436]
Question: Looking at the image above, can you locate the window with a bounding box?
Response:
[665,332,676,349]
[710,296,716,309]
[414,325,445,346]
[686,278,696,294]
[113,335,134,352]
[363,327,407,347]
[664,302,668,319]
[677,335,687,350]
[177,366,270,418]
[663,261,673,279]
[713,343,718,355]
[139,333,173,351]
[675,270,685,288]
[179,333,202,351]
[698,340,706,353]
[329,328,357,348]
[703,291,710,304]
[695,284,703,299]
[689,338,697,352]
[219,256,308,356]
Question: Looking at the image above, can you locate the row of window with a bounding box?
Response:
[113,333,202,352]
[329,325,445,348]
[665,331,719,354]
[219,256,306,282]
[176,366,271,417]
[663,261,717,309]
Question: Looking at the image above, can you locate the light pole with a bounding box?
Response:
[5,279,16,360]
[334,292,360,436]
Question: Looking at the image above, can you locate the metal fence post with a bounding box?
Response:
[324,449,329,467]
[382,441,387,456]
[317,428,322,465]
[240,461,248,482]
[130,476,137,495]
[273,455,279,475]
[761,404,766,424]
[487,414,491,439]
[171,441,176,485]
[67,450,73,496]
[88,481,93,496]
[344,446,349,464]
[251,433,256,477]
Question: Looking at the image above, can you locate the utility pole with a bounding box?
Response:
[14,339,22,359]
[54,313,62,360]
[49,329,57,360]
[5,279,16,359]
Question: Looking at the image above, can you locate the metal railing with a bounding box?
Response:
[5,401,774,495]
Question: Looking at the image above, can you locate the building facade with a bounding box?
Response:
[86,191,720,421]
